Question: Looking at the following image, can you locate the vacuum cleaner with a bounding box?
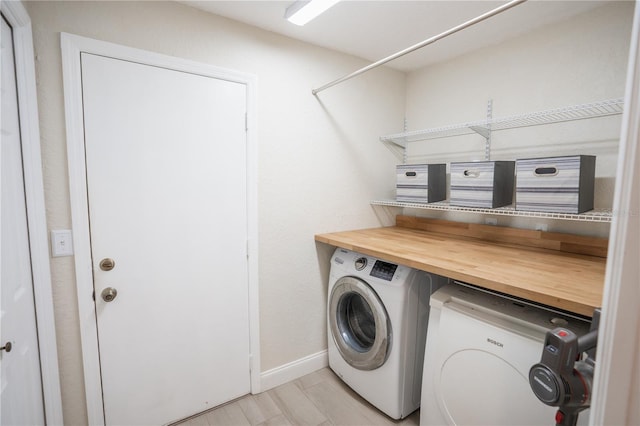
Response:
[529,309,600,426]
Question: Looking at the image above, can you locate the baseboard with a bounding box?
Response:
[259,350,328,392]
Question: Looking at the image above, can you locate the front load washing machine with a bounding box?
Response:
[420,282,591,426]
[327,248,448,419]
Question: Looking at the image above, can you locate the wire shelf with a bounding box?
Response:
[371,200,612,222]
[380,98,624,147]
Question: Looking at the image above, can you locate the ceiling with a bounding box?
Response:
[180,0,614,72]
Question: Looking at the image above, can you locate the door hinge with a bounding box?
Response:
[245,112,248,131]
[246,239,250,259]
[92,290,95,301]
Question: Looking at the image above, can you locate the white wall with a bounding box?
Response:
[403,1,634,237]
[24,1,404,424]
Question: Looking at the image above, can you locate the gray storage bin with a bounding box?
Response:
[396,164,446,203]
[516,155,596,214]
[450,161,515,208]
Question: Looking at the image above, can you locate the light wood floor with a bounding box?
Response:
[175,367,420,426]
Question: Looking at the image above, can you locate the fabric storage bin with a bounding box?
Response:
[450,161,515,208]
[515,155,596,214]
[396,164,446,203]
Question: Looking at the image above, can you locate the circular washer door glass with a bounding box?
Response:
[329,276,391,370]
[343,293,376,350]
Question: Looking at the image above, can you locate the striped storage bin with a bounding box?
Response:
[396,164,446,203]
[516,155,596,214]
[450,161,515,208]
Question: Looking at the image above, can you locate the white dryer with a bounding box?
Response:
[420,282,591,426]
[327,248,448,420]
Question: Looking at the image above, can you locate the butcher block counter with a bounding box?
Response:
[315,215,608,317]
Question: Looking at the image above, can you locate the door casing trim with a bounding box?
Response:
[61,33,260,425]
[590,3,640,424]
[1,2,64,424]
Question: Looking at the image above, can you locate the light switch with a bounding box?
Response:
[51,230,74,257]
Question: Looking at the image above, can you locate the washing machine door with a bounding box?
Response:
[329,276,391,371]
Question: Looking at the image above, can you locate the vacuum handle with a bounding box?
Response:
[555,409,580,426]
[577,330,598,354]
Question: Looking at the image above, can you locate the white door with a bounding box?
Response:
[80,52,250,425]
[0,15,46,425]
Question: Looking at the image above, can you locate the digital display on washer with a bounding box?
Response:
[370,260,398,281]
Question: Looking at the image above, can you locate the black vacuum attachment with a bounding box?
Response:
[529,309,600,426]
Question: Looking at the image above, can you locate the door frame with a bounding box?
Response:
[61,33,260,425]
[0,1,63,424]
[590,2,640,424]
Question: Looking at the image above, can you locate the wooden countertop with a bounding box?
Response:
[315,216,608,317]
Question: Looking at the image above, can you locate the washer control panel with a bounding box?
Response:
[370,260,398,281]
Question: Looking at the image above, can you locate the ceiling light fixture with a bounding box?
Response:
[285,0,341,26]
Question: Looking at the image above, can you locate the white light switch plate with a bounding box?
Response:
[50,229,74,257]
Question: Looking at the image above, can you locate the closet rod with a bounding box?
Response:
[312,0,527,96]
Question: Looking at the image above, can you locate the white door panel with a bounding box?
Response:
[0,15,46,425]
[81,53,250,425]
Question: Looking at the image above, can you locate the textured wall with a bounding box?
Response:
[24,2,404,424]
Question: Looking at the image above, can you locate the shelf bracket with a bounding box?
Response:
[469,125,491,139]
[485,99,493,160]
[381,138,408,161]
[466,99,493,159]
[402,117,408,163]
